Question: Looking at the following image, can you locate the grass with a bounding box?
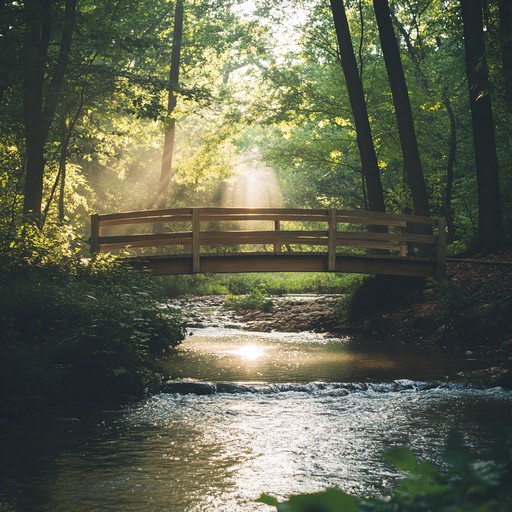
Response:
[158,272,363,297]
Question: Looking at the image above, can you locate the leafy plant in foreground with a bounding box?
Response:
[258,430,512,511]
[0,224,186,417]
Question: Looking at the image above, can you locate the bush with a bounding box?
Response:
[258,431,512,512]
[224,288,274,311]
[0,224,185,417]
[159,272,362,298]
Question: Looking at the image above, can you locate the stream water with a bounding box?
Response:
[1,302,512,512]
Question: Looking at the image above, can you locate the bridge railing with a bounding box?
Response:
[90,207,446,277]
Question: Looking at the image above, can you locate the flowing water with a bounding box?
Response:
[2,309,512,512]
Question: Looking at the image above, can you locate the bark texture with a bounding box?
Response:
[329,0,386,213]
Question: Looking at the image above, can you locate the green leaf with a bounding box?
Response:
[444,429,471,469]
[285,488,358,512]
[256,494,280,507]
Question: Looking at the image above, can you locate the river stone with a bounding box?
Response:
[161,381,217,395]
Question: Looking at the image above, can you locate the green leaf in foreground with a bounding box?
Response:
[258,488,358,512]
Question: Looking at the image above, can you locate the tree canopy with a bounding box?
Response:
[1,0,510,254]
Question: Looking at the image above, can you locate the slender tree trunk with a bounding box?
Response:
[329,0,386,213]
[443,95,456,242]
[22,0,77,218]
[499,0,512,111]
[22,0,51,216]
[460,0,508,252]
[157,0,184,209]
[373,0,430,219]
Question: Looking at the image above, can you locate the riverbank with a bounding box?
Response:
[176,251,512,386]
[359,252,512,385]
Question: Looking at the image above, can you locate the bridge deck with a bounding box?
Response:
[91,207,446,278]
[126,252,438,277]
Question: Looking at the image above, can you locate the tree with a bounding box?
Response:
[460,0,508,251]
[499,0,512,111]
[22,0,77,217]
[373,0,430,219]
[157,0,184,209]
[329,0,386,213]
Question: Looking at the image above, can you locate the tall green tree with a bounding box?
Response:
[22,0,77,217]
[460,0,508,251]
[157,0,184,209]
[373,0,430,220]
[329,0,386,213]
[499,0,512,111]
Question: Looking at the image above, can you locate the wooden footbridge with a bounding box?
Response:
[90,207,446,278]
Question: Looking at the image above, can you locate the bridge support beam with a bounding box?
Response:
[192,208,201,273]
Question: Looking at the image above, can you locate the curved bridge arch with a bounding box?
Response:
[90,207,446,278]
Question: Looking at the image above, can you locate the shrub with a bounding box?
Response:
[258,431,512,511]
[224,288,274,311]
[0,223,185,417]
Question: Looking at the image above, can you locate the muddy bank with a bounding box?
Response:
[176,294,352,334]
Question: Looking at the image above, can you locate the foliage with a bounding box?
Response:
[159,272,360,298]
[0,223,185,418]
[258,430,512,511]
[1,0,511,250]
[224,287,274,312]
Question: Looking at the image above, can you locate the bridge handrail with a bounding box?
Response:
[91,207,446,278]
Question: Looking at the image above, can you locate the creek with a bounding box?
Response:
[1,298,512,511]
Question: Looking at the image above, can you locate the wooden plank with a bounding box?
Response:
[125,253,436,277]
[197,207,329,216]
[199,254,327,273]
[200,230,328,240]
[98,232,192,247]
[99,214,192,227]
[336,231,437,245]
[336,209,438,226]
[197,213,329,222]
[192,208,201,273]
[201,236,329,246]
[97,208,192,223]
[338,241,406,252]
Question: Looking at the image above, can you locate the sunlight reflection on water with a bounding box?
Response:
[1,328,512,512]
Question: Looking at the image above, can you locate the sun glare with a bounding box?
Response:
[222,152,283,208]
[231,344,266,361]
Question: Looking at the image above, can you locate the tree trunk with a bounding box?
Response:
[22,0,77,218]
[329,0,386,213]
[157,0,184,209]
[499,0,512,111]
[22,0,51,217]
[443,95,456,242]
[395,12,457,241]
[373,0,430,220]
[461,0,508,252]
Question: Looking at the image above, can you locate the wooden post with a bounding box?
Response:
[328,208,337,271]
[192,208,201,273]
[436,217,447,279]
[398,221,408,257]
[274,220,281,253]
[90,214,100,255]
